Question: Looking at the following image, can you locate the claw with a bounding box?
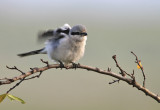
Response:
[58,60,64,69]
[71,62,78,70]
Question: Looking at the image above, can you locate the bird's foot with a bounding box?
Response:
[58,60,65,69]
[71,62,78,70]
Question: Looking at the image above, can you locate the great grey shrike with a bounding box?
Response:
[18,24,88,66]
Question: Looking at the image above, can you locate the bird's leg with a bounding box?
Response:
[71,62,78,70]
[58,60,65,69]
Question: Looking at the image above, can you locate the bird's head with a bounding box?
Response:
[70,24,87,41]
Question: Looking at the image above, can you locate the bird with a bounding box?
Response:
[17,24,88,67]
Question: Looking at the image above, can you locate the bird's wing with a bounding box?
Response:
[37,24,71,43]
[38,30,54,43]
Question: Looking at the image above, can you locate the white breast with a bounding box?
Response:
[45,35,87,64]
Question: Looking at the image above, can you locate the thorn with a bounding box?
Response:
[30,68,34,74]
[132,69,135,76]
[30,68,34,71]
[107,67,111,72]
[13,66,16,69]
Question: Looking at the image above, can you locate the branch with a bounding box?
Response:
[0,53,160,103]
[131,51,146,87]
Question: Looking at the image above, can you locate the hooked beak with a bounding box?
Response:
[82,32,88,36]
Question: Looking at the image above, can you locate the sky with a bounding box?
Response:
[0,0,160,110]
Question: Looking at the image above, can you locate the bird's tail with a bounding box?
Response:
[17,48,45,57]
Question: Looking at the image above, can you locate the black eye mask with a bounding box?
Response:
[71,32,87,36]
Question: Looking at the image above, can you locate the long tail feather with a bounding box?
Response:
[17,48,45,57]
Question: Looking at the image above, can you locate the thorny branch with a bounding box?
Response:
[0,52,160,103]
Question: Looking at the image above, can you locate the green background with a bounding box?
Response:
[0,0,160,109]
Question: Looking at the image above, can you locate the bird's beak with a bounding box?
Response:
[82,32,87,36]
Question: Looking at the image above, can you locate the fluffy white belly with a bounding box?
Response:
[45,37,86,64]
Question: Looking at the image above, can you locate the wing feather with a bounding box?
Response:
[37,24,71,43]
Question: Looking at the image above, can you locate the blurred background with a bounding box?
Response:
[0,0,160,109]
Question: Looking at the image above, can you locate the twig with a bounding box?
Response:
[6,78,25,94]
[112,55,132,78]
[131,51,146,87]
[109,79,120,84]
[41,59,49,67]
[5,66,26,93]
[6,66,25,74]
